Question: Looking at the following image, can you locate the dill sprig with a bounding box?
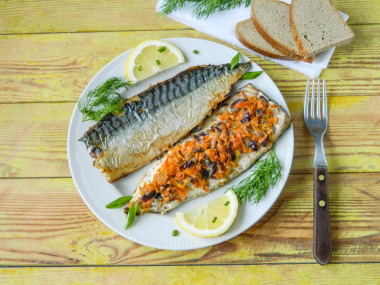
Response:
[230,148,281,204]
[78,77,134,122]
[159,0,252,19]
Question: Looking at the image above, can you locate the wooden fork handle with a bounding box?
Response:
[313,166,332,265]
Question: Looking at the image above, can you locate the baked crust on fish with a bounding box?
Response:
[126,84,292,215]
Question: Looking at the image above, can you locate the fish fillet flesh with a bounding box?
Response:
[125,84,292,215]
[80,62,250,182]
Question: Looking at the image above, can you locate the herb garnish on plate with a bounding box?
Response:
[79,77,134,122]
[230,148,281,204]
[159,0,252,19]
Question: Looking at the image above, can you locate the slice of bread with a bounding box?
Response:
[290,0,355,57]
[236,19,291,60]
[251,0,312,62]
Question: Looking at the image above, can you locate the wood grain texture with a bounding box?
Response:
[0,0,185,35]
[0,0,377,35]
[0,0,379,281]
[0,25,377,103]
[0,174,378,265]
[313,166,332,266]
[1,94,379,179]
[1,264,380,285]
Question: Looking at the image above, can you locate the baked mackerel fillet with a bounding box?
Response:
[80,62,250,183]
[125,84,292,215]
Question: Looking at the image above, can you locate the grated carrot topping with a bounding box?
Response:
[136,95,280,211]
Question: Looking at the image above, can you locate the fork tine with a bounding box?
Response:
[304,79,310,120]
[311,79,315,119]
[317,79,321,119]
[323,79,328,121]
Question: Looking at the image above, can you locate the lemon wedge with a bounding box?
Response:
[125,40,185,83]
[175,190,238,238]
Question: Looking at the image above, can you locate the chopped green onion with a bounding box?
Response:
[212,217,217,223]
[125,202,138,229]
[158,46,166,52]
[224,201,230,207]
[138,66,143,71]
[106,196,132,209]
[230,52,240,70]
[156,60,161,65]
[240,71,263,80]
[172,230,179,236]
[193,49,199,54]
[204,158,211,164]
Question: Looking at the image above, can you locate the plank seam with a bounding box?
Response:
[1,261,379,268]
[0,23,375,37]
[0,28,194,37]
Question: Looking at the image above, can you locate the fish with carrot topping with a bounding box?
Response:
[80,62,250,183]
[125,84,292,215]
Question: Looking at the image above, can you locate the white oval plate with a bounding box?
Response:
[67,38,294,250]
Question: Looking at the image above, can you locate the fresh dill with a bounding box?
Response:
[78,77,134,122]
[159,0,252,19]
[230,148,281,204]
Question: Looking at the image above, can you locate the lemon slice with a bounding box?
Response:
[125,40,185,83]
[175,190,238,238]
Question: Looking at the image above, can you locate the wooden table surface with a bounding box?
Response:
[1,1,379,284]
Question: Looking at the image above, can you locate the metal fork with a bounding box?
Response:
[304,79,332,265]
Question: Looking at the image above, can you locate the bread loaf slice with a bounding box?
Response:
[290,0,355,57]
[251,0,313,63]
[236,19,291,60]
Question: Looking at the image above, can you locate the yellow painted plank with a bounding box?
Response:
[0,0,185,34]
[0,25,377,103]
[0,0,377,35]
[0,264,379,285]
[1,94,379,178]
[0,103,71,178]
[0,174,378,265]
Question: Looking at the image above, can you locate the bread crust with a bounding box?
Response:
[251,1,297,58]
[250,0,314,63]
[235,21,291,60]
[290,0,355,57]
[289,0,312,57]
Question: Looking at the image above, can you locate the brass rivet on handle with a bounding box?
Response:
[319,200,326,207]
[318,174,325,181]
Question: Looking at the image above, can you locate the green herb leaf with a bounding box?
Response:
[224,201,230,206]
[212,217,217,223]
[240,71,263,80]
[105,196,132,209]
[230,52,240,70]
[158,0,251,19]
[158,46,166,52]
[172,230,179,236]
[193,49,199,54]
[78,77,134,122]
[125,202,138,229]
[156,60,161,65]
[230,148,281,204]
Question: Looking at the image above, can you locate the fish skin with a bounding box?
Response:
[126,84,292,215]
[80,62,250,183]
